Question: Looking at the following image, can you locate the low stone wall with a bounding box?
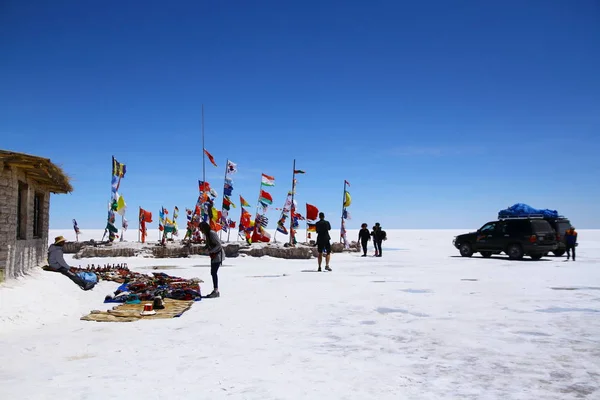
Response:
[69,240,359,260]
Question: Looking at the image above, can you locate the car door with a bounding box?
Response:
[485,221,507,251]
[475,222,498,250]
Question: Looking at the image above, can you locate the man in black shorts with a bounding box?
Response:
[315,212,332,271]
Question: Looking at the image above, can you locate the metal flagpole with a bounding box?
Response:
[138,207,141,243]
[289,159,296,246]
[201,104,206,223]
[340,180,347,243]
[220,159,229,241]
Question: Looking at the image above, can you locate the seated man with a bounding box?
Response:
[47,236,96,291]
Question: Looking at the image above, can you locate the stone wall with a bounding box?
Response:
[0,163,50,281]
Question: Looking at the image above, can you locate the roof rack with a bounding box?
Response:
[498,214,566,220]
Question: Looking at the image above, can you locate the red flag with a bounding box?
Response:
[204,149,218,167]
[259,190,273,204]
[198,180,211,193]
[306,203,319,221]
[345,180,351,187]
[229,220,236,228]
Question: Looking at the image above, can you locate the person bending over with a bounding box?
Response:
[47,236,96,291]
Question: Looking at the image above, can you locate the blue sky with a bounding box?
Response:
[1,0,599,231]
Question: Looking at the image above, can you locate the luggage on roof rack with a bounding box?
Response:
[498,203,559,219]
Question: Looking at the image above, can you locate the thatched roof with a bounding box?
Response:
[0,150,73,194]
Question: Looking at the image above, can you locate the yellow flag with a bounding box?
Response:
[343,191,352,208]
[116,194,127,216]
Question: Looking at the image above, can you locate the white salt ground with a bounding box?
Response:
[1,229,600,399]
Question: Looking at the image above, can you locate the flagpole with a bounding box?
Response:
[138,207,141,243]
[201,104,207,224]
[340,179,347,243]
[220,158,229,241]
[289,159,296,246]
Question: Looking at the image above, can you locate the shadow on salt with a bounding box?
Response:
[536,307,600,313]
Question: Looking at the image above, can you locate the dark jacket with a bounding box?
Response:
[565,229,578,246]
[315,219,331,242]
[373,228,387,242]
[47,244,70,271]
[206,231,225,263]
[359,228,371,242]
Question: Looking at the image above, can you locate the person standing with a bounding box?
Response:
[565,226,578,261]
[315,212,332,271]
[200,222,225,297]
[373,222,387,257]
[358,223,371,257]
[47,236,96,290]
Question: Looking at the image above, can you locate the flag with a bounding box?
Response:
[261,173,275,186]
[72,219,80,234]
[277,224,288,235]
[345,180,350,187]
[139,208,153,223]
[122,218,128,230]
[173,206,179,219]
[112,156,127,178]
[294,170,305,174]
[306,203,319,221]
[239,195,250,207]
[307,223,317,232]
[116,194,127,216]
[226,160,237,174]
[343,209,352,220]
[198,180,211,193]
[343,191,352,208]
[204,149,218,167]
[259,190,273,205]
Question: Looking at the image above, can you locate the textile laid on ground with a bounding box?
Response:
[68,266,203,303]
[81,298,194,323]
[498,203,559,219]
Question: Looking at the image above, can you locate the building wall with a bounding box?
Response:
[0,163,50,281]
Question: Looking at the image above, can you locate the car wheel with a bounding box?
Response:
[553,250,565,257]
[481,251,492,258]
[530,253,543,260]
[459,243,473,257]
[507,244,524,260]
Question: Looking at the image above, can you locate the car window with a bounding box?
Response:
[480,222,496,232]
[556,221,571,235]
[505,220,529,235]
[531,220,553,233]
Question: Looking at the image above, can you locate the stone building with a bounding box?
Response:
[0,150,72,282]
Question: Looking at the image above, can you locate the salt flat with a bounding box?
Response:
[1,229,599,400]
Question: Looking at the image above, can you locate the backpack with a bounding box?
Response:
[76,271,98,284]
[381,230,387,240]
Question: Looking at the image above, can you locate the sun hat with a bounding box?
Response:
[54,236,66,244]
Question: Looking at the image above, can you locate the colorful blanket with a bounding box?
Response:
[81,298,194,322]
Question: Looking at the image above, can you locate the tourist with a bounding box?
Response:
[358,223,371,257]
[47,236,96,291]
[371,225,378,256]
[200,222,225,298]
[373,223,387,257]
[315,212,332,271]
[565,226,578,261]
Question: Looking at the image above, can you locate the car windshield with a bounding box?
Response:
[531,220,553,233]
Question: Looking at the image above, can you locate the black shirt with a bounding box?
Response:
[359,228,370,242]
[315,219,331,242]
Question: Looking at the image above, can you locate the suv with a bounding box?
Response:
[544,217,572,256]
[453,217,557,260]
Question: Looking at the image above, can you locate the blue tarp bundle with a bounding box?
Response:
[498,203,559,219]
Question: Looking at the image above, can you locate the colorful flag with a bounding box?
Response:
[226,160,237,174]
[259,190,273,205]
[343,209,351,220]
[307,223,317,232]
[294,170,305,174]
[239,195,250,207]
[72,219,80,234]
[198,180,211,193]
[139,208,153,223]
[116,194,127,216]
[261,173,275,187]
[173,206,179,219]
[112,156,127,178]
[204,149,218,167]
[345,180,351,187]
